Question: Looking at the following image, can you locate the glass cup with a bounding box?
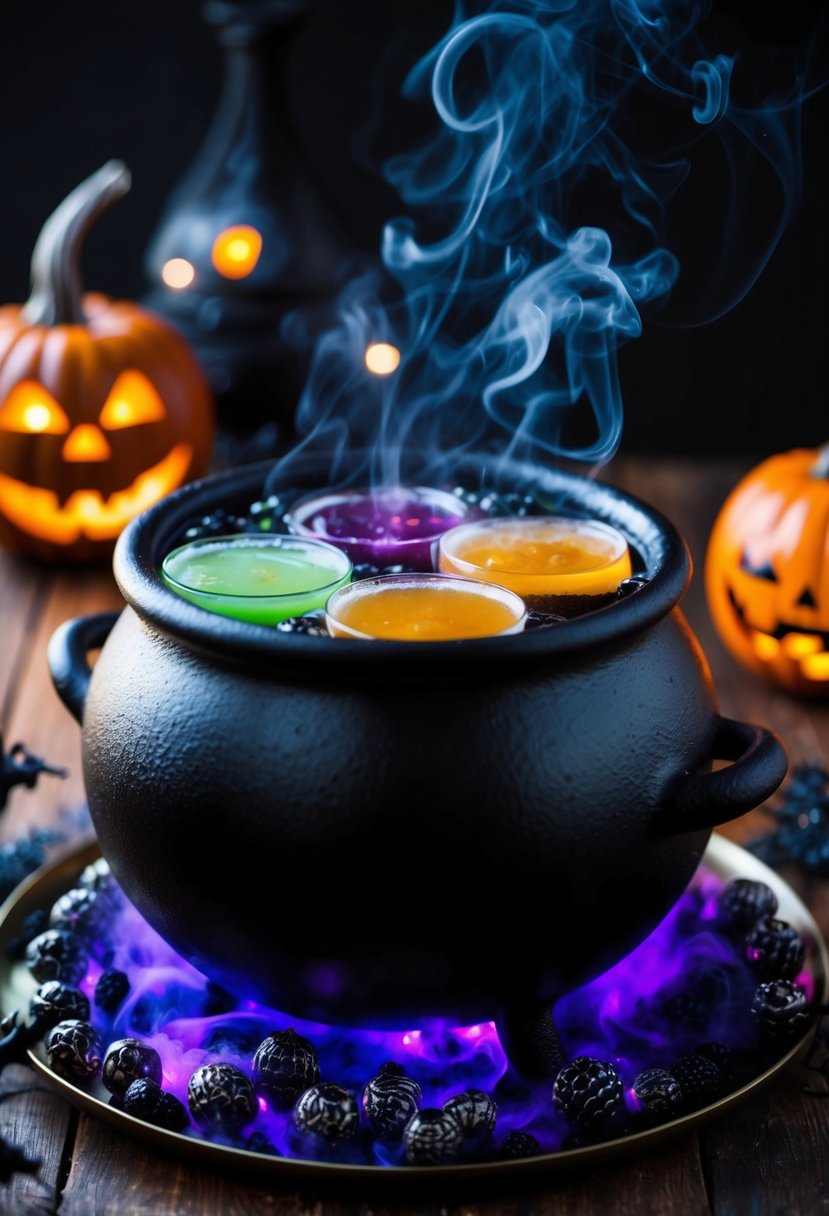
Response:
[438,516,632,617]
[285,485,468,571]
[325,573,527,641]
[161,533,352,625]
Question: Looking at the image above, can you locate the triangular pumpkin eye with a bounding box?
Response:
[797,587,817,608]
[99,371,166,430]
[0,381,71,434]
[739,550,778,582]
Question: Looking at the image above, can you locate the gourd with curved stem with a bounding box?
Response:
[0,163,214,563]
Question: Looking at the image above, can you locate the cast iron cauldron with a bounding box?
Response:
[48,457,787,1031]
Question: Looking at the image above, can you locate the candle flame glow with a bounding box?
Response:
[211,226,263,280]
[364,342,401,376]
[161,258,196,289]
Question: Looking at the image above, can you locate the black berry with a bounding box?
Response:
[183,510,247,542]
[746,917,806,981]
[403,1108,464,1165]
[616,575,650,599]
[123,1079,189,1132]
[103,1039,163,1098]
[188,1063,258,1134]
[442,1089,497,1136]
[495,1130,543,1159]
[632,1068,683,1123]
[719,878,778,934]
[695,1042,735,1082]
[95,969,130,1014]
[351,563,382,580]
[252,1028,320,1109]
[30,982,90,1031]
[362,1062,421,1139]
[552,1057,624,1129]
[78,859,123,910]
[751,980,812,1045]
[249,495,285,532]
[49,887,104,939]
[275,615,329,638]
[26,930,87,986]
[44,1019,102,1081]
[668,1055,721,1109]
[293,1083,359,1141]
[659,990,710,1031]
[5,909,48,961]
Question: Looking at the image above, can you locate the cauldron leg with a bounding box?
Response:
[496,1002,564,1079]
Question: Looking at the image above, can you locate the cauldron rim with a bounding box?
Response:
[113,456,691,670]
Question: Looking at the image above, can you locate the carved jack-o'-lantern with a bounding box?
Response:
[0,161,214,562]
[705,444,829,696]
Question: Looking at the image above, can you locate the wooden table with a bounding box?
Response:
[1,457,827,1215]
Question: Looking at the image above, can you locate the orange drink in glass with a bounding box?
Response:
[325,573,527,641]
[438,516,632,616]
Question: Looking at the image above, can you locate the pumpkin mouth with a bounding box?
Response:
[0,444,193,544]
[727,585,829,680]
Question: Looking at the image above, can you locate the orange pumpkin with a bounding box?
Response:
[0,161,214,563]
[705,444,829,696]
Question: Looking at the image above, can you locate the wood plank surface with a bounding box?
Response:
[0,457,827,1214]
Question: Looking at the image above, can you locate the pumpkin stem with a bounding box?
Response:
[813,444,829,478]
[22,161,132,327]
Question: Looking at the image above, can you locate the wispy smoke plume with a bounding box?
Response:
[272,0,811,490]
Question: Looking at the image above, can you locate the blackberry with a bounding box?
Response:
[103,1039,163,1098]
[249,495,286,532]
[631,1069,683,1123]
[442,1089,497,1136]
[293,1083,359,1142]
[275,615,329,638]
[183,510,247,542]
[695,1042,735,1082]
[495,1130,543,1160]
[252,1027,320,1109]
[501,491,540,516]
[123,1079,189,1132]
[0,835,52,903]
[616,575,650,599]
[452,487,507,515]
[44,1019,102,1081]
[245,1131,280,1157]
[188,1063,258,1134]
[30,982,90,1031]
[352,563,382,580]
[659,990,710,1031]
[5,909,49,961]
[362,1062,421,1139]
[668,1055,721,1109]
[751,980,811,1045]
[26,930,87,986]
[49,887,104,939]
[719,878,777,934]
[78,859,123,910]
[379,564,420,576]
[403,1108,464,1165]
[95,969,130,1014]
[552,1057,624,1129]
[746,917,806,981]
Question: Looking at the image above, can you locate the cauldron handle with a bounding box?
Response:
[657,715,787,835]
[48,612,120,724]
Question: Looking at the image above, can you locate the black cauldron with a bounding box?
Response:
[48,457,786,1032]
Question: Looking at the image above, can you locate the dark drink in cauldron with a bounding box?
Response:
[47,456,787,1030]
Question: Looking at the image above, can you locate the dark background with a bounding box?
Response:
[0,0,825,457]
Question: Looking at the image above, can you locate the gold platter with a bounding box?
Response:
[1,835,826,1184]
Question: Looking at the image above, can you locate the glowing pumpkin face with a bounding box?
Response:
[0,162,213,562]
[705,445,829,696]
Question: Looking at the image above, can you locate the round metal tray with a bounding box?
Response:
[1,835,826,1184]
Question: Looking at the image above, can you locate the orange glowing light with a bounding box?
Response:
[99,371,167,430]
[62,424,112,463]
[211,226,263,279]
[782,632,823,660]
[365,342,401,375]
[801,653,829,681]
[0,445,193,544]
[161,258,195,289]
[752,631,780,661]
[0,382,70,434]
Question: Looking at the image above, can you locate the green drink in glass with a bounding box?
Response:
[161,534,352,625]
